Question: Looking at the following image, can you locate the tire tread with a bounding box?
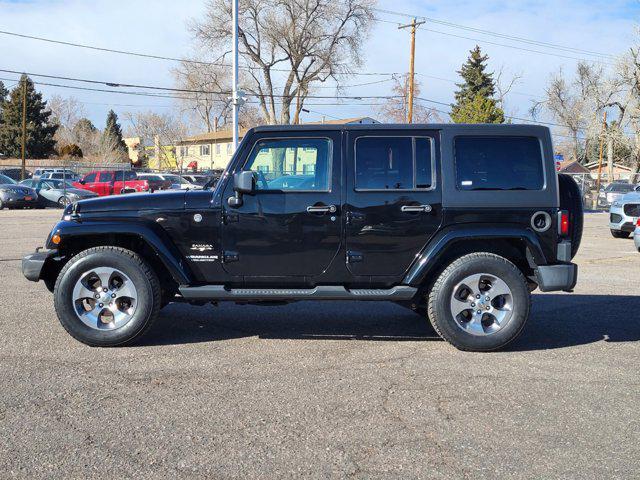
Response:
[427,252,531,352]
[53,246,161,347]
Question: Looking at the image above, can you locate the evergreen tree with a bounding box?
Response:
[0,75,58,157]
[0,81,8,105]
[102,110,128,157]
[0,80,8,125]
[451,46,505,124]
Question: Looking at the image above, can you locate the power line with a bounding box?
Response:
[373,8,615,59]
[0,68,404,100]
[0,29,401,77]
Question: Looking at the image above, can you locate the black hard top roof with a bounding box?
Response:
[250,123,551,134]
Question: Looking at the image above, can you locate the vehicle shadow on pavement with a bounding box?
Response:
[139,294,640,350]
[140,301,441,346]
[509,294,640,351]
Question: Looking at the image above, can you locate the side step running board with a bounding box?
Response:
[179,285,417,301]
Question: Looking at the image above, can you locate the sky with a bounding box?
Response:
[0,0,639,136]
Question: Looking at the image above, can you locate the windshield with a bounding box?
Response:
[164,174,189,184]
[141,175,162,181]
[606,183,634,193]
[43,179,76,189]
[0,174,16,185]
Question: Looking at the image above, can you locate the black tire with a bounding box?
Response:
[53,246,161,347]
[427,252,531,352]
[558,174,584,259]
[58,196,70,208]
[610,229,631,239]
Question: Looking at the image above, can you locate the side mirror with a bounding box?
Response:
[78,179,85,185]
[228,171,255,208]
[234,171,255,194]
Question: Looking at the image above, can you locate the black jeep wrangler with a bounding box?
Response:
[23,124,582,351]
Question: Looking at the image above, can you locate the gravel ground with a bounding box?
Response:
[0,209,638,479]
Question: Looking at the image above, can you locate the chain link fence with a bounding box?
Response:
[563,172,640,210]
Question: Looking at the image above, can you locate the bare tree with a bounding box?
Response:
[124,111,188,170]
[173,59,264,132]
[531,63,611,163]
[377,74,439,123]
[191,0,375,125]
[173,60,232,133]
[48,95,85,148]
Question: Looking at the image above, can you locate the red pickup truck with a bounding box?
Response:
[73,170,150,196]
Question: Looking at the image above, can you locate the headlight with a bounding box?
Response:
[0,188,11,193]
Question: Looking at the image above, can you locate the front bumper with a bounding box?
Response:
[1,195,38,207]
[534,263,578,292]
[609,203,639,232]
[22,249,57,282]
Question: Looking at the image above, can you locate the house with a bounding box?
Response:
[175,117,378,172]
[584,161,633,180]
[558,160,590,174]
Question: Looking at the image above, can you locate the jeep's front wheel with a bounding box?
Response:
[54,246,161,346]
[428,253,530,351]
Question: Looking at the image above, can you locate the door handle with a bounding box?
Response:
[401,204,433,213]
[306,204,337,214]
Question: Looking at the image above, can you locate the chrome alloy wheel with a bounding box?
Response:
[72,267,138,330]
[449,273,514,336]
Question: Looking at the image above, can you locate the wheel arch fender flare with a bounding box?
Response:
[403,224,547,287]
[51,220,193,285]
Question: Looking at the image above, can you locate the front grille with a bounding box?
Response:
[624,204,640,216]
[610,213,623,223]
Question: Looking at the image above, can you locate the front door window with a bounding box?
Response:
[244,138,331,191]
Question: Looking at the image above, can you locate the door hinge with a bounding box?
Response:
[223,251,239,263]
[346,251,364,263]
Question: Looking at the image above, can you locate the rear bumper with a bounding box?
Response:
[534,263,578,292]
[22,249,57,282]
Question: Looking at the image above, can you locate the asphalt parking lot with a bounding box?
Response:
[1,209,638,479]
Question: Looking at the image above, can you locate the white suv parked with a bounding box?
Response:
[609,187,640,238]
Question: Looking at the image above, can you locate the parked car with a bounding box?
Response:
[24,124,582,351]
[597,182,637,208]
[73,170,150,196]
[609,188,640,238]
[634,219,640,251]
[0,168,32,181]
[33,168,76,180]
[154,173,202,190]
[136,173,173,192]
[0,174,38,209]
[40,171,80,182]
[20,178,98,208]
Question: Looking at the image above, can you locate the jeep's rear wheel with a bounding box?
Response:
[54,246,160,346]
[428,253,530,351]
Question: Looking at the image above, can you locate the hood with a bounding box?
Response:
[64,188,98,197]
[0,184,35,194]
[74,190,186,213]
[622,191,640,203]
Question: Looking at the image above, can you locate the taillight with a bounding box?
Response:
[636,218,640,227]
[558,211,570,236]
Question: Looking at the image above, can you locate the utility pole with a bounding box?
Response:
[21,78,27,181]
[398,18,425,124]
[231,0,239,152]
[595,111,607,204]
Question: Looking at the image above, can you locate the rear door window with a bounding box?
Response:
[454,136,544,191]
[354,136,434,190]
